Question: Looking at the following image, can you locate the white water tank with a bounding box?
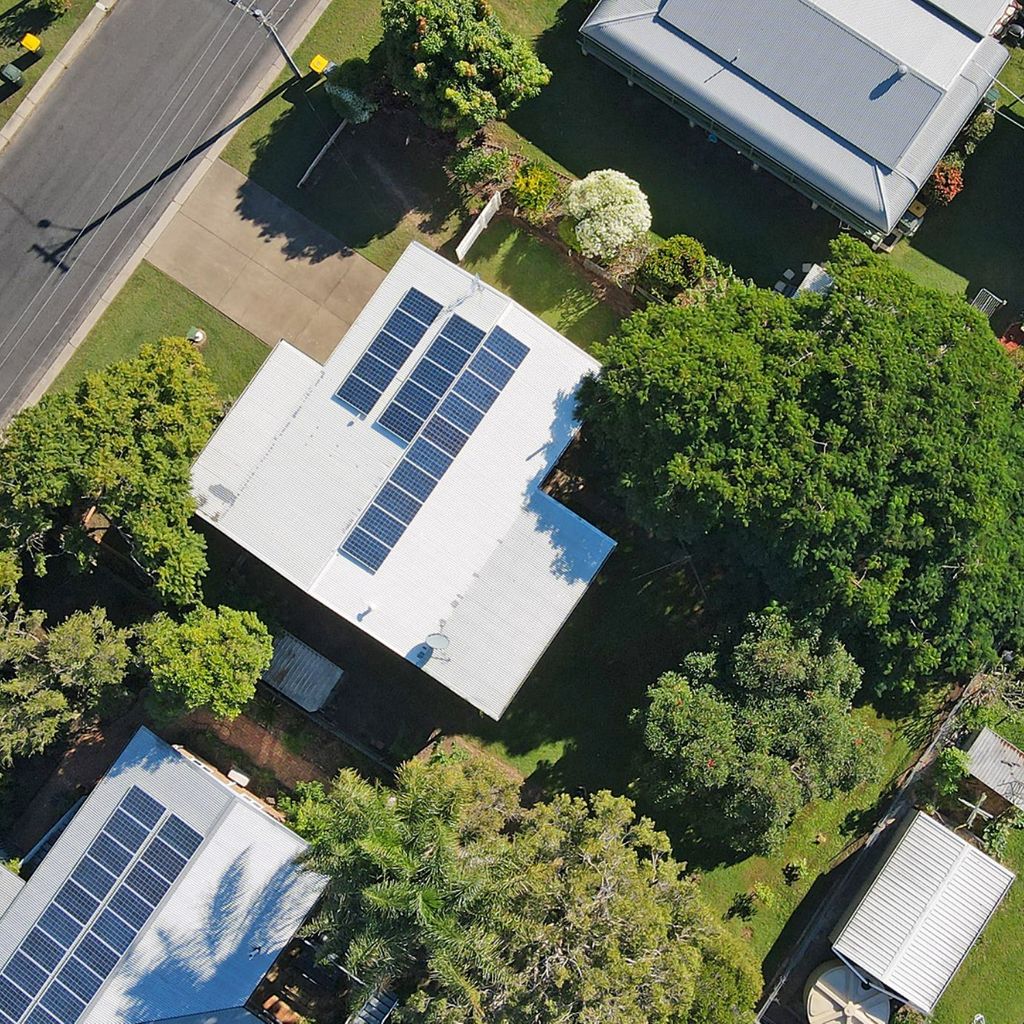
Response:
[805,960,890,1024]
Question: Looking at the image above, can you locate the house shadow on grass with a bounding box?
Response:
[506,0,839,285]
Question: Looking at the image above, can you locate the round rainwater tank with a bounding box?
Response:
[804,960,890,1024]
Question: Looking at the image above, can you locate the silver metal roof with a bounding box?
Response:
[0,728,326,1024]
[580,0,1009,232]
[192,242,616,721]
[929,0,1015,35]
[966,727,1024,810]
[150,1013,260,1024]
[263,632,344,713]
[832,811,1015,1012]
[0,870,23,922]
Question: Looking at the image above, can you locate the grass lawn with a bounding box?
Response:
[53,261,268,401]
[0,0,93,129]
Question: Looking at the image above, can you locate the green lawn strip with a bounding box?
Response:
[995,47,1024,115]
[53,261,268,402]
[698,708,913,969]
[932,826,1024,1024]
[887,241,968,296]
[0,0,94,129]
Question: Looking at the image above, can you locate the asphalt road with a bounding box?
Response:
[0,0,320,418]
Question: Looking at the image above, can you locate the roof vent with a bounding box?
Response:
[897,63,909,76]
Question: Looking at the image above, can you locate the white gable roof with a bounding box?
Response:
[832,811,1014,1012]
[192,243,615,720]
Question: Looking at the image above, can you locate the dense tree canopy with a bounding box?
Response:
[139,604,273,721]
[286,752,760,1024]
[380,0,550,132]
[634,607,882,853]
[580,237,1024,690]
[0,339,219,606]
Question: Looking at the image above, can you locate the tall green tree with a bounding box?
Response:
[580,236,1024,691]
[139,604,273,721]
[634,607,882,854]
[0,338,219,606]
[380,0,550,133]
[285,751,760,1024]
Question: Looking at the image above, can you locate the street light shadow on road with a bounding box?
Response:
[27,76,298,273]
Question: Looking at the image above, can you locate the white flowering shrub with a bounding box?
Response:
[565,169,652,261]
[325,82,377,125]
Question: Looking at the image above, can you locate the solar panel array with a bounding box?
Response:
[0,787,203,1024]
[341,324,530,573]
[335,289,443,415]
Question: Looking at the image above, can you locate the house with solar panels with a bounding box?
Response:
[0,727,326,1024]
[192,242,616,722]
[579,0,1013,242]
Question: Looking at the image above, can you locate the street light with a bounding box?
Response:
[226,0,303,79]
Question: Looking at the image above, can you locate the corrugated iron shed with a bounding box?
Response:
[579,0,1009,234]
[192,242,616,721]
[966,727,1024,810]
[832,811,1014,1013]
[263,632,344,713]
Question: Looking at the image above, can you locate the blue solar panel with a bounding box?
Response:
[53,883,97,926]
[438,394,483,434]
[484,327,530,367]
[427,339,471,374]
[88,834,132,877]
[469,349,514,389]
[422,416,469,458]
[453,371,500,413]
[367,333,413,371]
[157,816,202,859]
[56,958,102,1003]
[26,1006,60,1024]
[399,288,443,325]
[4,952,47,997]
[441,316,486,352]
[390,461,438,502]
[103,810,147,853]
[407,439,452,480]
[376,484,421,525]
[71,858,117,901]
[73,935,117,978]
[22,930,62,973]
[382,310,428,347]
[0,979,31,1020]
[38,907,80,948]
[39,980,84,1023]
[378,404,422,443]
[336,376,379,417]
[140,839,187,882]
[121,787,164,829]
[124,863,170,907]
[349,353,395,392]
[341,529,389,572]
[360,507,406,548]
[392,380,437,419]
[109,887,151,930]
[90,910,134,954]
[410,359,454,397]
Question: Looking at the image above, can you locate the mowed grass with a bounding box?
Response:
[54,261,268,401]
[0,0,93,129]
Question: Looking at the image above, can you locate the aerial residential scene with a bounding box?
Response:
[0,0,1023,1022]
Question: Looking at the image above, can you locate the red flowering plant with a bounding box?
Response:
[924,153,965,206]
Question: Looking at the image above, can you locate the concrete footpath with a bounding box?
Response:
[147,160,385,363]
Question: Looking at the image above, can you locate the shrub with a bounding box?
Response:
[962,109,995,155]
[510,162,560,223]
[924,153,965,205]
[934,746,971,797]
[565,169,651,261]
[982,809,1024,858]
[751,882,776,909]
[638,234,707,298]
[324,77,377,124]
[447,145,511,189]
[783,858,808,885]
[40,0,72,14]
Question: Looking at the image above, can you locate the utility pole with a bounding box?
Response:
[228,0,303,79]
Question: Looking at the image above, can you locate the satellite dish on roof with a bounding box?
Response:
[425,633,450,653]
[805,961,890,1024]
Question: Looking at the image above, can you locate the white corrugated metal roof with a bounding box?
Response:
[580,0,1008,232]
[263,632,344,713]
[0,868,24,922]
[0,727,326,1023]
[832,811,1015,1012]
[928,0,1014,35]
[967,727,1024,810]
[192,243,616,721]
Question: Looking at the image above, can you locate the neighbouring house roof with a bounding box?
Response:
[579,0,1009,233]
[0,727,326,1024]
[191,242,616,721]
[967,726,1024,811]
[263,632,344,713]
[831,811,1015,1013]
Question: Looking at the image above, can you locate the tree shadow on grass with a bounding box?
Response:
[506,0,838,284]
[0,0,57,47]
